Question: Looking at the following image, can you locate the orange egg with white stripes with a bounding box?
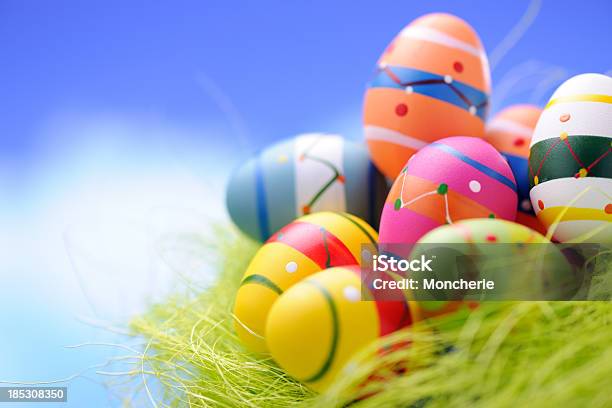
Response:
[363,13,491,178]
[529,73,612,243]
[266,265,411,392]
[485,104,546,234]
[233,212,378,352]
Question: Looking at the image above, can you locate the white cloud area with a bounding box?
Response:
[8,112,241,319]
[0,112,241,394]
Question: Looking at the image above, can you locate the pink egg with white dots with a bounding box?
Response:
[379,136,518,243]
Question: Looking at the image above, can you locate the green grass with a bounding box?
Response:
[129,228,612,407]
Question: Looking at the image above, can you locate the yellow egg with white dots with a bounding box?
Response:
[233,212,378,353]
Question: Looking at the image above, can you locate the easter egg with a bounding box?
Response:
[226,133,387,241]
[363,13,491,178]
[266,265,411,392]
[485,104,546,233]
[529,73,612,243]
[410,219,572,319]
[233,212,378,352]
[379,136,517,244]
[418,218,547,244]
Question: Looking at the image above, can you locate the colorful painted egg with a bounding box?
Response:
[266,265,410,392]
[418,218,547,244]
[233,212,378,352]
[379,136,517,244]
[485,104,546,234]
[226,133,387,241]
[363,13,491,178]
[410,219,571,319]
[529,73,612,243]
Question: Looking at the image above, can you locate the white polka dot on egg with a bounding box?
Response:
[521,199,532,211]
[343,285,360,302]
[285,261,298,273]
[343,361,358,374]
[361,249,372,261]
[469,180,481,193]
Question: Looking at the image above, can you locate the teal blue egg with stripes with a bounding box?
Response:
[226,133,388,241]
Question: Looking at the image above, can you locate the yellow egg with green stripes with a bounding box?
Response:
[265,265,411,392]
[233,212,378,353]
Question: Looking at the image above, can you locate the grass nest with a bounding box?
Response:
[129,227,612,407]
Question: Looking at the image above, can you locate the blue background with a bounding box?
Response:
[0,0,610,406]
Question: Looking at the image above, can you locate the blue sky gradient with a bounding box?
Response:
[2,0,611,163]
